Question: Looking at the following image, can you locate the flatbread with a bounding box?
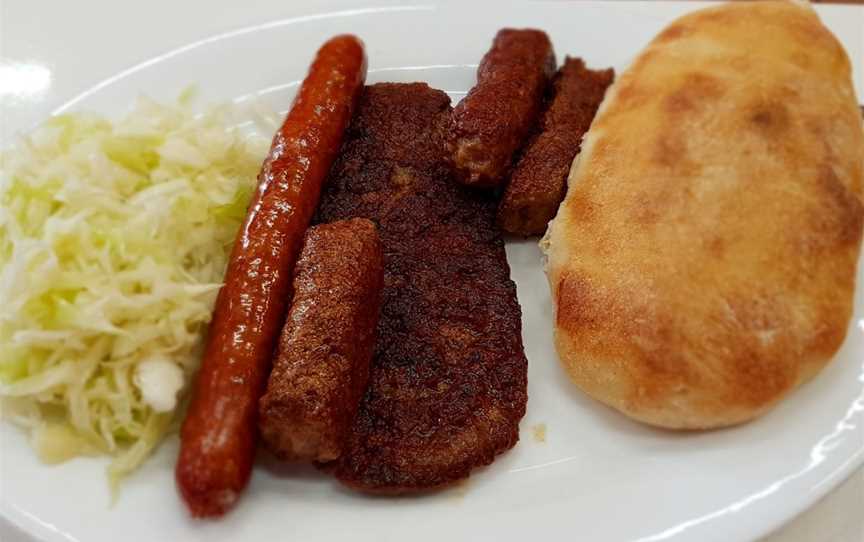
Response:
[543,1,864,428]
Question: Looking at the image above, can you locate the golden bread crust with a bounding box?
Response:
[544,1,864,428]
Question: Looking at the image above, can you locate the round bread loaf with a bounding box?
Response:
[542,1,864,429]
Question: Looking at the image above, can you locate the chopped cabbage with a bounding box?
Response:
[0,95,272,490]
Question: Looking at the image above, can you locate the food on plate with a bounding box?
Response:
[0,97,269,487]
[176,35,366,517]
[259,218,383,462]
[6,0,860,522]
[498,58,614,236]
[316,83,528,492]
[543,1,864,429]
[447,29,555,188]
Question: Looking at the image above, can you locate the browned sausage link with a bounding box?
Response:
[258,218,383,462]
[175,35,366,518]
[446,29,555,188]
[498,58,614,236]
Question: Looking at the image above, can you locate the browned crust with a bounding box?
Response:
[446,29,555,188]
[545,1,864,429]
[258,218,383,462]
[498,58,614,236]
[316,83,528,492]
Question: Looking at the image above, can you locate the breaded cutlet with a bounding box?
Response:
[315,83,528,492]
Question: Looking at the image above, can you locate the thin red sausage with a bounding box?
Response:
[175,35,366,518]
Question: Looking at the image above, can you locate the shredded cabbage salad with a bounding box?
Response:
[0,94,273,489]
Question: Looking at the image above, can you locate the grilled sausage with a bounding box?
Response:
[258,218,383,463]
[446,29,555,188]
[175,35,366,517]
[498,58,614,236]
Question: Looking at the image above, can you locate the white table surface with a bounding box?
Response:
[1,1,862,541]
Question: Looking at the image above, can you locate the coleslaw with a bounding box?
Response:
[0,94,273,490]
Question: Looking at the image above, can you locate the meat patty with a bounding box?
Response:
[446,29,556,188]
[316,83,528,492]
[258,218,383,463]
[498,58,614,236]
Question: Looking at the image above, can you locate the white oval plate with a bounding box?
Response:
[2,2,863,541]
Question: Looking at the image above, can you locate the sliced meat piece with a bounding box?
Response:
[498,58,614,236]
[316,83,528,493]
[258,218,383,462]
[447,29,555,188]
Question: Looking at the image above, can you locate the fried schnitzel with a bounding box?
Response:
[316,83,528,492]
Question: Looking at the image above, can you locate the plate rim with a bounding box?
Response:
[2,2,863,541]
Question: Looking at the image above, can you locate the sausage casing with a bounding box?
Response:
[175,35,366,517]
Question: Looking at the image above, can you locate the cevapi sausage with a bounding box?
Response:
[446,29,555,188]
[176,35,366,518]
[258,218,383,463]
[497,58,614,236]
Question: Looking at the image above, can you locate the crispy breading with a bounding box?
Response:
[258,218,383,462]
[316,83,528,492]
[498,58,614,236]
